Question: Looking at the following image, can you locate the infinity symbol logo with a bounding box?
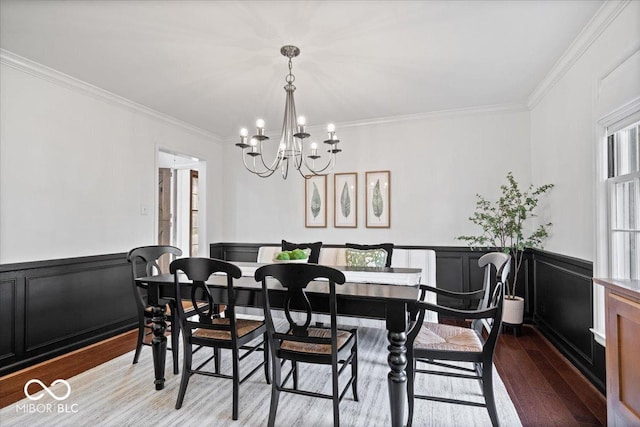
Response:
[24,379,71,401]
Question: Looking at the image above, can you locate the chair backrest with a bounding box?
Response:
[482,282,505,355]
[127,245,182,311]
[254,264,346,355]
[169,257,242,335]
[477,252,511,309]
[473,252,510,335]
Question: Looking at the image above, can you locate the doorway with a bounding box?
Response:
[158,150,203,266]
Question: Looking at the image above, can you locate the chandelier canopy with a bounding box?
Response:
[237,45,341,179]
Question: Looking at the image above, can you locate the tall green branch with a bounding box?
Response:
[457,172,554,298]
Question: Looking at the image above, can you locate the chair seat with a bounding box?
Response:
[193,318,265,341]
[414,322,482,352]
[281,327,353,355]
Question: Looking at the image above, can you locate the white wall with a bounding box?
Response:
[530,0,640,262]
[529,0,640,344]
[222,109,531,246]
[0,60,223,264]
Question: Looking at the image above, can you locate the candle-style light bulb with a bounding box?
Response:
[249,138,258,153]
[310,142,318,156]
[238,127,249,146]
[296,116,307,135]
[327,123,336,133]
[255,119,266,137]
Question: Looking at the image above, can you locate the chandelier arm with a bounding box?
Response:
[257,139,283,172]
[302,151,336,175]
[293,137,304,171]
[241,150,279,178]
[297,164,309,179]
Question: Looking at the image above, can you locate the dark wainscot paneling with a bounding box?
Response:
[532,250,605,393]
[0,253,137,376]
[210,242,605,393]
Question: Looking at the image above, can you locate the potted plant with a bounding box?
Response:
[457,172,554,326]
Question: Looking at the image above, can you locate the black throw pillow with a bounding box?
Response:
[281,240,322,264]
[345,243,394,267]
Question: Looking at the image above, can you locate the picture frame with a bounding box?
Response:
[365,170,391,228]
[334,172,358,228]
[305,174,327,228]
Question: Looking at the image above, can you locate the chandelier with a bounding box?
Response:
[237,45,341,179]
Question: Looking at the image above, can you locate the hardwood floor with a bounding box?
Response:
[495,326,606,426]
[0,325,606,426]
[0,330,138,408]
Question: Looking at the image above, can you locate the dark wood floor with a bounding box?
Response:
[494,326,607,426]
[1,325,607,426]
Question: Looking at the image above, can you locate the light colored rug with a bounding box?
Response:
[1,326,521,426]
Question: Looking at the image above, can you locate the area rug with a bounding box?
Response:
[1,326,521,426]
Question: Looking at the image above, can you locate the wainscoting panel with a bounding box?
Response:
[532,250,605,393]
[0,279,17,363]
[0,253,137,376]
[434,252,468,308]
[24,263,135,351]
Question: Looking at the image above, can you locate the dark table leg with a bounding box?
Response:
[387,303,408,427]
[146,283,168,391]
[151,305,167,390]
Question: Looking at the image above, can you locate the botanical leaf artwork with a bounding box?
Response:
[372,179,384,220]
[311,182,321,219]
[340,182,351,218]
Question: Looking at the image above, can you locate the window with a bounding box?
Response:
[607,120,640,280]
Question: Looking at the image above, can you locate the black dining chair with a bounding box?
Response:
[127,245,193,374]
[254,263,358,427]
[406,276,507,427]
[416,252,510,313]
[170,257,269,420]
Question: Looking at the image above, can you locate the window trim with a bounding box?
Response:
[593,99,640,347]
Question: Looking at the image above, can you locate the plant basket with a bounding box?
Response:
[503,296,525,325]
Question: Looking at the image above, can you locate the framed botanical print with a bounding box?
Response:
[305,174,327,228]
[334,172,357,228]
[365,170,390,228]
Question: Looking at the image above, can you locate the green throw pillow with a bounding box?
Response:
[345,248,388,268]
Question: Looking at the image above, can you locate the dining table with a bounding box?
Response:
[136,262,422,427]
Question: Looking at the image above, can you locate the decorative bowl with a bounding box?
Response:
[272,257,309,264]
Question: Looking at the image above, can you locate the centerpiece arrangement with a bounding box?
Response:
[273,248,311,263]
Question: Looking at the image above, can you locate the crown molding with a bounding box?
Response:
[0,49,222,142]
[336,103,528,130]
[527,0,631,110]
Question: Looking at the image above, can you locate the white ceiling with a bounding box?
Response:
[0,0,603,139]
